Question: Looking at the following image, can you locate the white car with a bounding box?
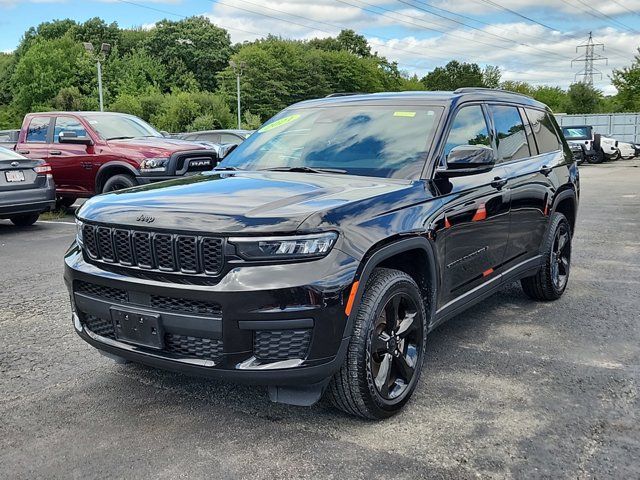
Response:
[617,141,637,159]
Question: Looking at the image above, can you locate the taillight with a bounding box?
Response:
[34,164,52,174]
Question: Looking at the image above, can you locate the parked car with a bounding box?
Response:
[0,129,19,150]
[14,112,222,207]
[617,141,637,159]
[178,129,254,144]
[66,89,579,419]
[0,146,55,226]
[561,125,618,163]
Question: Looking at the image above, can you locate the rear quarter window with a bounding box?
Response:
[26,117,51,143]
[526,109,561,154]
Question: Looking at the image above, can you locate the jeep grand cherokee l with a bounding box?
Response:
[65,89,579,419]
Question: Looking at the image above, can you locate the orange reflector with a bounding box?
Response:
[345,280,360,316]
[472,204,487,222]
[543,203,549,216]
[483,268,494,277]
[445,217,452,229]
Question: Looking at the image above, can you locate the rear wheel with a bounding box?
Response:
[102,173,136,193]
[521,212,571,301]
[587,149,604,164]
[326,268,427,419]
[10,213,40,226]
[56,196,77,209]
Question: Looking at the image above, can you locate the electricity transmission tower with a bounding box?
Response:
[572,32,607,85]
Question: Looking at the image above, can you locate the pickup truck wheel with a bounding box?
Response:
[10,213,40,226]
[326,268,427,419]
[102,174,136,193]
[521,212,571,301]
[587,149,604,164]
[56,197,77,209]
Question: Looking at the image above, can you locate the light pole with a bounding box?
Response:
[229,60,246,130]
[83,42,111,112]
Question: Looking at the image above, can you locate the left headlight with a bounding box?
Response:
[230,232,338,260]
[75,218,84,246]
[139,157,170,173]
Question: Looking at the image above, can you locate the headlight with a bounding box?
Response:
[139,157,170,173]
[230,232,338,260]
[75,218,84,246]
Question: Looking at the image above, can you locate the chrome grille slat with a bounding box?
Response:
[81,224,224,277]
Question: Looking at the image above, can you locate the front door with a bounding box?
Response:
[436,104,511,308]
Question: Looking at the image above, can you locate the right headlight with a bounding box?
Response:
[230,232,338,261]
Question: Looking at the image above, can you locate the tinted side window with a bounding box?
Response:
[199,133,220,142]
[220,133,241,144]
[54,117,87,143]
[488,105,530,162]
[526,109,561,154]
[26,117,51,143]
[444,105,490,158]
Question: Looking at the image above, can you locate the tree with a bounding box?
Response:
[421,61,485,90]
[532,86,567,113]
[565,82,602,114]
[105,48,166,98]
[145,17,232,92]
[611,48,640,112]
[0,53,16,105]
[482,65,501,89]
[310,29,372,57]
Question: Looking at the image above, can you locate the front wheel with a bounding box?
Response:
[10,213,40,226]
[102,174,136,193]
[326,268,427,419]
[521,212,572,301]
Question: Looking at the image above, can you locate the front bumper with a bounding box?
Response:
[0,175,56,217]
[64,243,359,386]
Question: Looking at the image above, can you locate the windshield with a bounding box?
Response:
[562,126,591,140]
[218,105,442,179]
[82,114,162,141]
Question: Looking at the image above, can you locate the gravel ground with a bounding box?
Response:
[1,160,639,479]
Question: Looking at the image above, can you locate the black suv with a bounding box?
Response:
[65,89,579,419]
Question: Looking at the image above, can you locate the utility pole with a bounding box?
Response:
[83,42,111,111]
[229,60,246,130]
[571,32,607,85]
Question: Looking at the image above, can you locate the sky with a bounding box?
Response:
[1,0,639,94]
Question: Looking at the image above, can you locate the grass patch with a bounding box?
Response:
[41,209,74,221]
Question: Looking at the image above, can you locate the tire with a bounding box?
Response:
[326,268,428,419]
[587,149,604,164]
[10,213,40,226]
[521,212,572,301]
[56,196,77,209]
[102,173,136,193]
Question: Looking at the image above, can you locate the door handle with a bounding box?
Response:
[540,165,552,176]
[50,150,62,156]
[491,177,508,190]
[17,150,29,155]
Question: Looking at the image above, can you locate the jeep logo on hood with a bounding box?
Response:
[136,214,155,223]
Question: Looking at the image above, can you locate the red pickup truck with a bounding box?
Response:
[15,112,220,207]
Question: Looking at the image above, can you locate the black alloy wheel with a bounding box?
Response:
[102,174,136,193]
[370,292,422,401]
[550,223,571,292]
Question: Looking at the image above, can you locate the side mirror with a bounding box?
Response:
[59,131,93,146]
[437,144,495,177]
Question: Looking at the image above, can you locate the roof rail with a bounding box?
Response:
[324,92,364,98]
[453,87,535,100]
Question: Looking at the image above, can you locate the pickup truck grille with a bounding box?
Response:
[82,224,224,276]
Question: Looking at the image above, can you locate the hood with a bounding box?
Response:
[78,171,424,234]
[107,137,213,158]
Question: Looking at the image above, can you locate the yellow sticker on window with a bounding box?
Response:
[393,111,416,117]
[258,114,301,133]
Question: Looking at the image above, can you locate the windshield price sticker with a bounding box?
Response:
[258,114,301,133]
[393,111,416,118]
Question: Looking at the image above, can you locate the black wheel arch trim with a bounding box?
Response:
[343,236,439,341]
[95,161,140,191]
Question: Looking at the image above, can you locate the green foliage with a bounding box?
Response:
[53,87,86,110]
[565,83,602,114]
[611,48,640,112]
[148,91,234,132]
[108,94,143,117]
[482,65,501,89]
[531,86,567,112]
[421,60,485,90]
[144,16,232,92]
[105,48,166,98]
[0,53,16,105]
[309,29,372,57]
[243,110,262,129]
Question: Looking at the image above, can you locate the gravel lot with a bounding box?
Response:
[1,160,639,479]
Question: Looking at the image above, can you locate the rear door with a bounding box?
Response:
[51,115,95,193]
[438,104,511,307]
[17,115,52,163]
[497,106,560,270]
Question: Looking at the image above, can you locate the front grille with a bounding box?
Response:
[254,329,311,361]
[176,153,216,172]
[82,224,224,276]
[165,334,223,360]
[150,295,221,316]
[76,281,128,303]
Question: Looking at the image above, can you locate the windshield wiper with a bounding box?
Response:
[106,136,135,140]
[261,166,347,174]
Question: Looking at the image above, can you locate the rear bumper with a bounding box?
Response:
[64,243,359,386]
[0,176,56,217]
